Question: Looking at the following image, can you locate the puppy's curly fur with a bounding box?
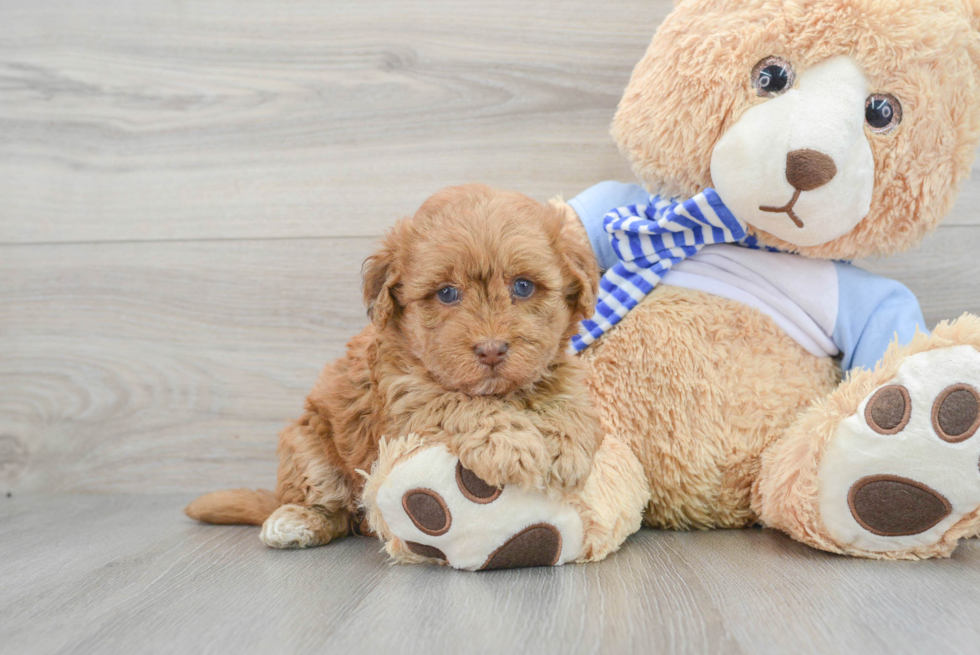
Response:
[185,184,602,548]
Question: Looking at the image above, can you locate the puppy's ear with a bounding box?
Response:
[553,202,599,322]
[362,218,411,330]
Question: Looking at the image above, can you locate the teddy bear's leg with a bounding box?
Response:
[754,315,980,559]
[360,432,649,570]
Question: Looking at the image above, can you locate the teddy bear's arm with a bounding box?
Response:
[832,261,928,372]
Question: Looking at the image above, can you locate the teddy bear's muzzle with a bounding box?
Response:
[759,149,839,228]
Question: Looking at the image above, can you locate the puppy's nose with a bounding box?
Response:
[474,340,509,367]
[786,149,837,192]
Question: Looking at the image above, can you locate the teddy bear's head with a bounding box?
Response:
[613,0,980,260]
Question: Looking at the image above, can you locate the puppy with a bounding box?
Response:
[185,184,602,548]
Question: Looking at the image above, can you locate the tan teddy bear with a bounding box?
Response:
[362,0,980,568]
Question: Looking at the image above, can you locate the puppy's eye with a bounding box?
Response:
[752,56,795,98]
[436,286,460,305]
[866,93,902,134]
[512,278,535,299]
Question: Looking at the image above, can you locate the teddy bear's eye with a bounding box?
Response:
[865,94,902,134]
[752,56,795,98]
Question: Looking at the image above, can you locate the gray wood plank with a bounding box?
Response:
[0,0,661,245]
[0,494,975,655]
[0,237,375,494]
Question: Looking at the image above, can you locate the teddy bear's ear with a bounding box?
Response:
[362,218,410,330]
[963,0,980,70]
[965,0,980,28]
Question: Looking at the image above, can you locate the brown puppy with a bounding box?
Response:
[185,184,602,548]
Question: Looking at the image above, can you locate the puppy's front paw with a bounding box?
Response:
[457,432,552,492]
[261,505,317,549]
[548,439,596,495]
[260,504,345,549]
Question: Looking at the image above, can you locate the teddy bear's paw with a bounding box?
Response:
[818,345,980,555]
[374,445,584,571]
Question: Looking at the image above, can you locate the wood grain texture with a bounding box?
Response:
[0,237,375,493]
[0,494,976,655]
[0,0,656,244]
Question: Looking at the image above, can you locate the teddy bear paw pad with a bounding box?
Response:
[818,346,980,552]
[480,523,562,570]
[375,445,583,571]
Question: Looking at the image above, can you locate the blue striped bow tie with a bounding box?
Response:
[572,189,747,353]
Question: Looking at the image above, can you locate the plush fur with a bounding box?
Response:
[541,0,980,559]
[558,202,842,530]
[185,185,606,547]
[580,285,841,530]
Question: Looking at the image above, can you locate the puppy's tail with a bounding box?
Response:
[184,488,279,526]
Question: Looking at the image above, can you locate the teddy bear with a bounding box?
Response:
[361,0,980,569]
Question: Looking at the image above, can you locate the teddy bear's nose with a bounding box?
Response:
[786,149,838,192]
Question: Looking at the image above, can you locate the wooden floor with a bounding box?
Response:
[6,494,980,655]
[2,1,980,653]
